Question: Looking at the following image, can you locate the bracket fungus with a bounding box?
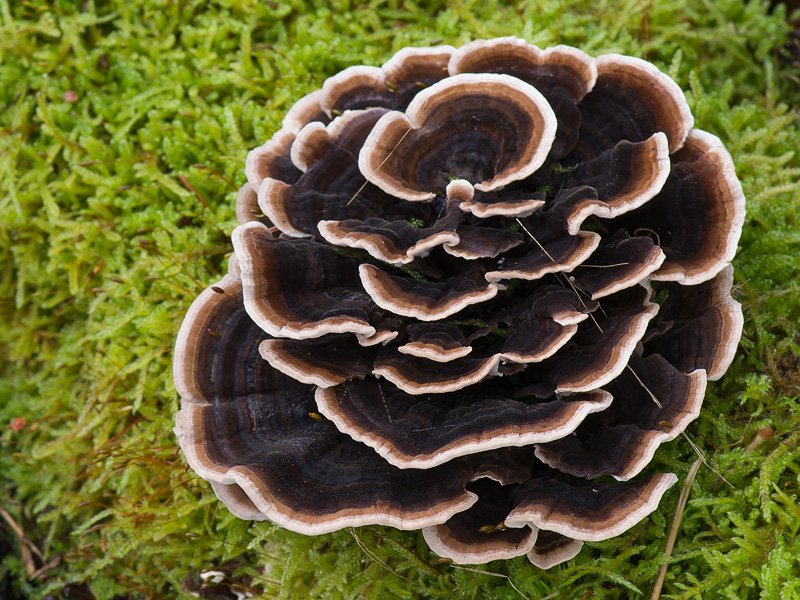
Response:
[174,37,745,567]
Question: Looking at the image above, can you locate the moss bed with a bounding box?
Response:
[2,0,800,598]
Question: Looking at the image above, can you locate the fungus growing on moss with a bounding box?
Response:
[175,37,745,567]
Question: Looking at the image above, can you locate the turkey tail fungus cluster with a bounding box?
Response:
[174,38,745,567]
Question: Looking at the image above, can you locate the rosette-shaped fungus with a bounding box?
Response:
[174,38,745,567]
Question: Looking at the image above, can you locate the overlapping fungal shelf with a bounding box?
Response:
[174,38,745,567]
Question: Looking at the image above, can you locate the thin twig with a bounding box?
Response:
[681,432,733,488]
[177,174,228,237]
[349,528,417,587]
[627,366,662,408]
[650,457,702,600]
[579,262,630,268]
[0,506,42,577]
[515,218,555,262]
[29,556,61,580]
[448,565,533,600]
[515,218,604,333]
[633,227,661,248]
[371,529,444,576]
[347,124,415,207]
[377,381,393,423]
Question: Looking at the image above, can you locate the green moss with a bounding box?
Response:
[1,0,800,598]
